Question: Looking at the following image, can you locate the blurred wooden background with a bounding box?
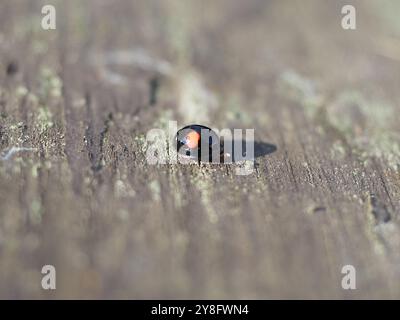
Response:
[1,0,400,298]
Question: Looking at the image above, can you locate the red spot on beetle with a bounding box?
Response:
[185,131,200,149]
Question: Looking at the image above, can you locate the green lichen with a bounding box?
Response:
[39,67,63,99]
[278,70,324,118]
[148,180,161,202]
[326,91,400,169]
[36,106,54,134]
[279,70,400,170]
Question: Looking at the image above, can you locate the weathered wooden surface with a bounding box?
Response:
[1,0,400,299]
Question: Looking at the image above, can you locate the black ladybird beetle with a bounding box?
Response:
[176,124,221,162]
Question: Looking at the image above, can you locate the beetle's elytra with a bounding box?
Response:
[176,124,220,162]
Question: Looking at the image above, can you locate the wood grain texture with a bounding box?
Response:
[0,0,400,299]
